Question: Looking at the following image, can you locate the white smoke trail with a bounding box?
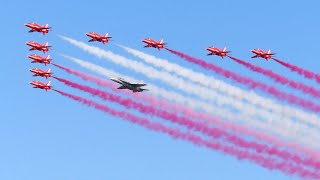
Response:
[60,54,320,149]
[60,36,275,119]
[59,36,320,147]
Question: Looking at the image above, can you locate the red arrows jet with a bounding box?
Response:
[86,32,112,44]
[28,54,52,65]
[29,81,51,91]
[251,49,275,60]
[26,41,51,53]
[142,38,166,50]
[25,22,51,35]
[206,46,231,58]
[30,68,52,79]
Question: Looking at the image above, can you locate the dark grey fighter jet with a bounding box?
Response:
[111,78,148,92]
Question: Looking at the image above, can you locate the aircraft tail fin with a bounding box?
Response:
[46,81,51,86]
[46,55,51,59]
[47,69,51,73]
[223,47,227,52]
[160,38,164,44]
[44,24,49,28]
[104,33,109,37]
[267,49,271,54]
[44,42,49,47]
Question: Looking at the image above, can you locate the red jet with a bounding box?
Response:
[25,22,51,35]
[142,38,166,50]
[206,46,231,58]
[30,68,52,79]
[86,32,112,44]
[28,54,52,65]
[251,49,275,60]
[26,41,51,53]
[29,81,51,91]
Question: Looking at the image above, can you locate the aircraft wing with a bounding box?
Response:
[117,85,127,89]
[111,78,146,87]
[111,78,123,84]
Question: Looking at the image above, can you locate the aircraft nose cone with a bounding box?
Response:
[86,33,93,37]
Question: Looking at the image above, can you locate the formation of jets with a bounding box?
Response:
[25,22,277,92]
[25,23,150,93]
[26,23,52,91]
[139,38,274,61]
[205,47,274,60]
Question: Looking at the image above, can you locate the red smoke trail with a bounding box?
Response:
[53,89,320,179]
[272,58,320,84]
[228,56,320,98]
[165,48,320,113]
[53,63,320,160]
[54,77,320,170]
[53,63,118,90]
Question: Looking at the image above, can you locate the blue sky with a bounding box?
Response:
[1,0,319,180]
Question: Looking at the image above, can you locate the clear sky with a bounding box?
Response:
[1,0,319,180]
